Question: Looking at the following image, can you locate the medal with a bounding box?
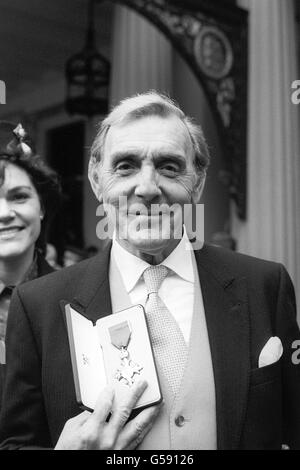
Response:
[109,321,143,387]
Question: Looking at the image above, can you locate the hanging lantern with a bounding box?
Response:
[65,0,110,117]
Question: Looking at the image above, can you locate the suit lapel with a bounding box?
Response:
[71,243,113,324]
[194,246,251,450]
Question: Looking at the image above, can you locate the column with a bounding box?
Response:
[109,4,173,106]
[85,5,173,249]
[232,0,300,310]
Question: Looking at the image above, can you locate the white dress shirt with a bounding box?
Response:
[111,229,195,344]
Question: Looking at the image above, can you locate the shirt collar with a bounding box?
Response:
[111,226,194,293]
[162,228,194,283]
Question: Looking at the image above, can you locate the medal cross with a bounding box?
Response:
[115,348,143,387]
[82,354,90,365]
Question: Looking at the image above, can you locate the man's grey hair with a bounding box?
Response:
[90,91,210,178]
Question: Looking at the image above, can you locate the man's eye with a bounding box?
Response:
[159,164,180,176]
[115,162,135,173]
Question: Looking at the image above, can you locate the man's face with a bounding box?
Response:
[91,115,203,260]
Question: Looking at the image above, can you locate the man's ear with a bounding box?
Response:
[191,174,206,204]
[88,159,103,203]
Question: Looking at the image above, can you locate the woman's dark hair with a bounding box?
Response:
[0,121,62,255]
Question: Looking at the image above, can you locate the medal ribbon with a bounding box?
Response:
[109,321,131,350]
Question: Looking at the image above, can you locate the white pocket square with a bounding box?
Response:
[258,336,283,368]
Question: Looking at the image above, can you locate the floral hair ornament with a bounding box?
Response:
[12,123,32,157]
[0,121,34,159]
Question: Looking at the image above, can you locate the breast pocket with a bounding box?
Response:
[241,358,283,449]
[250,357,282,387]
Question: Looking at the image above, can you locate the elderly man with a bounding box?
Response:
[0,92,299,450]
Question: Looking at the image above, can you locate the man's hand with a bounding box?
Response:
[55,380,161,450]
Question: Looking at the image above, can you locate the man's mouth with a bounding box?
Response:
[0,226,24,239]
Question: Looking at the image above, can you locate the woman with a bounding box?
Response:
[0,121,61,401]
[0,123,161,450]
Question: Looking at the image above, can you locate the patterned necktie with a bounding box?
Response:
[143,265,188,396]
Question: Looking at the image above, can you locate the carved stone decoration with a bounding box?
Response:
[194,26,234,81]
[108,0,248,219]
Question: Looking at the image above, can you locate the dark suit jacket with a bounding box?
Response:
[0,244,299,450]
[0,255,54,412]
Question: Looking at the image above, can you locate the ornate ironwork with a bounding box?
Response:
[108,0,248,219]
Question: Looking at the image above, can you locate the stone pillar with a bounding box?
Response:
[232,0,300,310]
[86,5,173,250]
[109,4,173,106]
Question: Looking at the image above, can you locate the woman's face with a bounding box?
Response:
[0,162,43,261]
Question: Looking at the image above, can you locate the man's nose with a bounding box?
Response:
[0,199,14,222]
[134,166,162,201]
